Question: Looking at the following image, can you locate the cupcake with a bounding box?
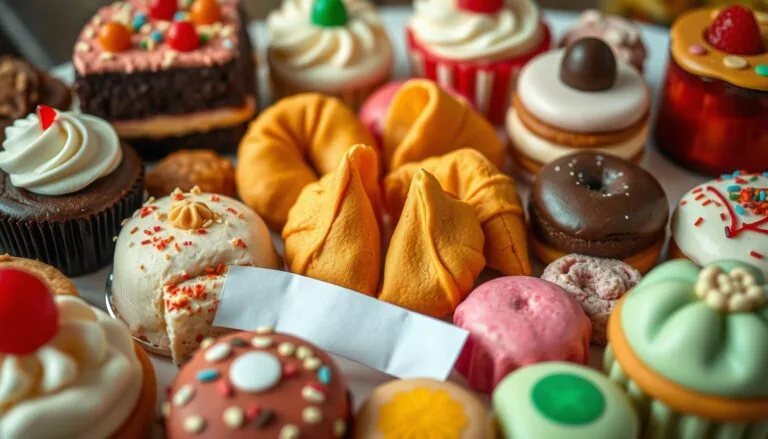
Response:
[165,330,351,438]
[0,268,156,438]
[354,379,493,438]
[453,276,591,393]
[508,38,650,175]
[407,0,551,124]
[529,152,669,274]
[0,56,72,143]
[74,0,257,158]
[605,259,768,437]
[111,187,280,363]
[560,9,647,72]
[655,6,768,176]
[267,0,394,109]
[670,171,768,277]
[494,362,640,438]
[0,106,144,277]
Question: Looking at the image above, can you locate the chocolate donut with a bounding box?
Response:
[530,152,668,258]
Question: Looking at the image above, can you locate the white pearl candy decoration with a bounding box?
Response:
[695,266,766,313]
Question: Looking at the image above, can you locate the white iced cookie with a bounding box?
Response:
[112,188,280,363]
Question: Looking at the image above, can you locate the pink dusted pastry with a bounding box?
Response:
[560,10,647,73]
[541,254,641,345]
[453,276,591,394]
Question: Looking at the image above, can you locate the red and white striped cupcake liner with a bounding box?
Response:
[406,23,552,125]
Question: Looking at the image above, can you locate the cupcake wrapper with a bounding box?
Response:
[270,67,392,111]
[604,345,768,439]
[0,169,145,277]
[406,24,552,125]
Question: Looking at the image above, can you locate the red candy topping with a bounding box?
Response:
[98,21,133,53]
[37,105,56,130]
[149,0,178,21]
[0,269,59,356]
[167,21,200,52]
[190,0,221,25]
[706,6,766,56]
[457,0,505,14]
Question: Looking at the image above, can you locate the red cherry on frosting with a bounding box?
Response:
[457,0,505,14]
[149,0,178,21]
[0,269,59,356]
[37,105,56,130]
[706,6,765,55]
[167,21,200,52]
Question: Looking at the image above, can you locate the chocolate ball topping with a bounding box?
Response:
[559,37,618,92]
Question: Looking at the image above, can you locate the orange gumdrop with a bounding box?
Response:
[98,21,132,52]
[189,0,221,25]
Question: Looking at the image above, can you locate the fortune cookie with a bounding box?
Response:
[283,145,382,296]
[384,149,531,276]
[236,94,376,229]
[379,170,486,317]
[382,79,504,170]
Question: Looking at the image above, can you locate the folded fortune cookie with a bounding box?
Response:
[379,170,486,317]
[282,145,383,296]
[382,79,505,171]
[383,149,531,276]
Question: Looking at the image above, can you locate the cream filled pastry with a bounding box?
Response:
[0,268,154,439]
[267,0,394,108]
[508,38,649,175]
[111,187,279,363]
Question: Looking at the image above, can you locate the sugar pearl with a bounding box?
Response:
[222,407,245,429]
[183,416,206,434]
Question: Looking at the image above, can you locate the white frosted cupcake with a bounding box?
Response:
[267,0,394,109]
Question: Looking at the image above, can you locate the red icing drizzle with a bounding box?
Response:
[706,185,768,238]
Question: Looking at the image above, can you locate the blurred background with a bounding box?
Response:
[0,0,765,68]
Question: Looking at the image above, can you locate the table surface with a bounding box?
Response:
[50,8,709,437]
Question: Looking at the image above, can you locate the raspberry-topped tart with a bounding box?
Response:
[655,6,768,176]
[72,0,256,158]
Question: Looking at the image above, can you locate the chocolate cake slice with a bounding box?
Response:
[73,0,256,158]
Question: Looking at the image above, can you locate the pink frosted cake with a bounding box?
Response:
[72,0,256,158]
[453,276,591,394]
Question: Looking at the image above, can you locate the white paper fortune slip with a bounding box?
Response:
[213,266,469,381]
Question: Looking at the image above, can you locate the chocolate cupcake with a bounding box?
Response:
[0,56,72,142]
[0,106,144,276]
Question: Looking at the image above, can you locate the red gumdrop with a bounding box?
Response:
[0,268,59,356]
[149,0,178,21]
[167,21,200,52]
[457,0,505,14]
[37,105,57,130]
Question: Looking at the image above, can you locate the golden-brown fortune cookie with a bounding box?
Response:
[383,149,531,276]
[236,94,376,229]
[379,170,485,317]
[282,145,382,296]
[382,79,504,171]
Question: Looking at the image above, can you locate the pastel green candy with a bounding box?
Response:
[622,259,768,398]
[493,362,639,439]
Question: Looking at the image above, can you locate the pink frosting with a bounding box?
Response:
[453,276,591,394]
[73,0,242,75]
[541,254,641,345]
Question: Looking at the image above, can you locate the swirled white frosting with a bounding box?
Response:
[409,0,543,62]
[0,111,122,196]
[0,296,142,439]
[267,0,394,90]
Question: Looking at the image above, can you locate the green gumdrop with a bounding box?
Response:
[311,0,348,27]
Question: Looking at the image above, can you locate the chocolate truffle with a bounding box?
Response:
[560,37,618,91]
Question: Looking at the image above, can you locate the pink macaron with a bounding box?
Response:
[453,276,591,394]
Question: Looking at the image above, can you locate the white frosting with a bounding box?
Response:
[267,0,394,91]
[506,108,646,165]
[673,174,768,278]
[0,296,142,439]
[111,191,280,363]
[0,111,121,196]
[409,0,543,62]
[517,49,649,133]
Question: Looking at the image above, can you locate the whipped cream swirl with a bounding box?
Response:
[267,0,393,88]
[0,111,122,196]
[410,0,543,62]
[0,296,142,439]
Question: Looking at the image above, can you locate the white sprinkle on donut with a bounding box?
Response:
[205,343,232,363]
[173,385,196,407]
